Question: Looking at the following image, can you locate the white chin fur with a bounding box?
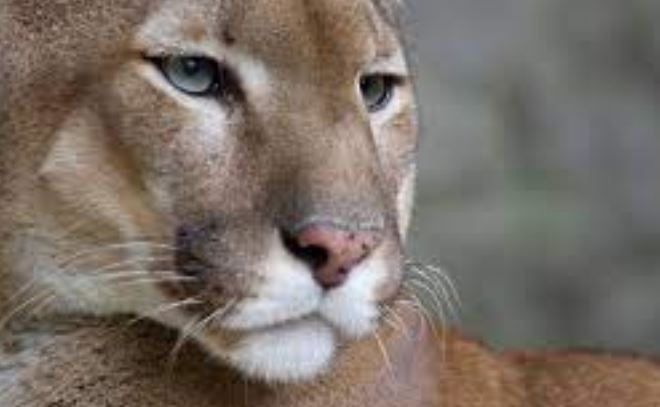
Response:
[224,318,336,383]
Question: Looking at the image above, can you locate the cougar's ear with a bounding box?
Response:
[39,107,163,237]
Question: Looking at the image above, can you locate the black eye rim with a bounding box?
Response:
[359,73,403,113]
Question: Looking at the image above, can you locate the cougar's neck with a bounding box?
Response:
[272,303,522,407]
[5,302,522,407]
[279,305,448,406]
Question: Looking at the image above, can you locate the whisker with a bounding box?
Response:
[378,305,404,334]
[166,316,203,373]
[423,264,462,310]
[393,297,438,351]
[196,298,238,334]
[372,330,394,380]
[381,304,412,339]
[110,275,196,288]
[89,270,183,282]
[0,289,56,332]
[56,241,176,270]
[407,260,463,312]
[24,293,59,319]
[393,298,423,316]
[128,298,203,326]
[379,304,413,340]
[407,265,460,321]
[406,288,440,326]
[400,288,449,368]
[72,256,173,277]
[22,216,90,249]
[404,277,452,324]
[403,279,443,320]
[396,289,443,344]
[3,276,42,308]
[167,298,238,372]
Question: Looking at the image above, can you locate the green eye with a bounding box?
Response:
[159,56,220,96]
[360,74,396,112]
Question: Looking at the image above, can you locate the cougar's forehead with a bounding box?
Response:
[227,0,398,73]
[139,0,402,78]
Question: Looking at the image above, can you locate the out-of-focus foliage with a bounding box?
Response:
[408,0,660,353]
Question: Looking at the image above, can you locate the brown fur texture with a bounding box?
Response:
[3,308,660,406]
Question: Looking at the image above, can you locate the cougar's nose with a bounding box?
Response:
[282,223,383,289]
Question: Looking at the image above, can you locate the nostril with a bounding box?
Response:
[281,230,330,271]
[280,223,383,290]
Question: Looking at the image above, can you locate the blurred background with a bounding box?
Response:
[406,0,660,354]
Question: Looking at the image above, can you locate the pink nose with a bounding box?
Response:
[283,224,383,289]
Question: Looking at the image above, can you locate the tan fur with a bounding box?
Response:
[1,0,660,406]
[3,309,660,406]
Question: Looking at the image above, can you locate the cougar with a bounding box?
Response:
[1,0,659,406]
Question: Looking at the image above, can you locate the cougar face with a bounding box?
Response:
[0,0,417,382]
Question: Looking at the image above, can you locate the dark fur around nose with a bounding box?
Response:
[174,222,215,278]
[281,222,384,289]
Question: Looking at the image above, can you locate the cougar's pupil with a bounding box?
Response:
[181,58,202,75]
[159,56,219,96]
[360,74,394,113]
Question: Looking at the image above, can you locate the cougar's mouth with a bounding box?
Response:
[156,227,402,382]
[170,239,394,336]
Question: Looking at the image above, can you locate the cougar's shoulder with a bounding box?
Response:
[507,349,660,406]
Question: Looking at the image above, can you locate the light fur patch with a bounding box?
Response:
[221,233,322,331]
[223,318,336,382]
[397,168,416,239]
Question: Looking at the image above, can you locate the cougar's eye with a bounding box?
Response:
[359,74,396,113]
[158,56,220,96]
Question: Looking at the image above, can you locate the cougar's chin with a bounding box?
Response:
[200,318,337,383]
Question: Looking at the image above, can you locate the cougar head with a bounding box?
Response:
[1,0,417,382]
